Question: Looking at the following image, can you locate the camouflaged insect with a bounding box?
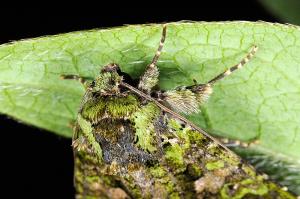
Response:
[65,25,297,199]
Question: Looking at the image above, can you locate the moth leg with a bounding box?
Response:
[138,24,167,93]
[157,46,258,115]
[75,114,103,162]
[208,45,258,85]
[66,121,78,136]
[193,79,198,85]
[60,74,91,89]
[220,137,260,148]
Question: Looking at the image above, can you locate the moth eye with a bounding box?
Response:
[91,80,96,87]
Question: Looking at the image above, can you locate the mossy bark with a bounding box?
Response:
[74,93,297,199]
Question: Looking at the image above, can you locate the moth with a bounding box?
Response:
[62,25,296,198]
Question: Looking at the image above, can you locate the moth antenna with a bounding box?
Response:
[138,24,167,93]
[149,24,167,68]
[60,74,91,89]
[208,46,258,85]
[60,74,86,84]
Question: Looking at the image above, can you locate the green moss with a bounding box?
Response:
[205,160,225,170]
[166,181,176,193]
[130,187,143,199]
[123,176,143,198]
[267,183,296,199]
[99,175,115,186]
[149,165,167,178]
[169,192,181,199]
[133,103,160,152]
[77,114,102,162]
[82,100,105,122]
[187,164,202,178]
[82,94,138,120]
[150,171,181,198]
[187,130,205,144]
[219,152,240,166]
[152,182,168,198]
[207,143,221,155]
[165,143,185,170]
[221,179,269,199]
[168,119,191,149]
[94,72,112,90]
[75,168,84,193]
[93,71,121,93]
[85,196,103,199]
[168,119,182,130]
[106,95,138,118]
[241,164,256,177]
[94,120,122,142]
[78,150,99,164]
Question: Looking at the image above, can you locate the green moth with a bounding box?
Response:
[62,25,297,198]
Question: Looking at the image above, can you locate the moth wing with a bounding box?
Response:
[162,84,212,115]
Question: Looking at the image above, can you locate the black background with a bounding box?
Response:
[0,1,278,198]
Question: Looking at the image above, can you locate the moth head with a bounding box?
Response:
[89,63,122,94]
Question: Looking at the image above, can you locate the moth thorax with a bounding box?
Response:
[194,84,213,103]
[91,71,122,95]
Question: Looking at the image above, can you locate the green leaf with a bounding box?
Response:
[0,22,300,194]
[259,0,300,25]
